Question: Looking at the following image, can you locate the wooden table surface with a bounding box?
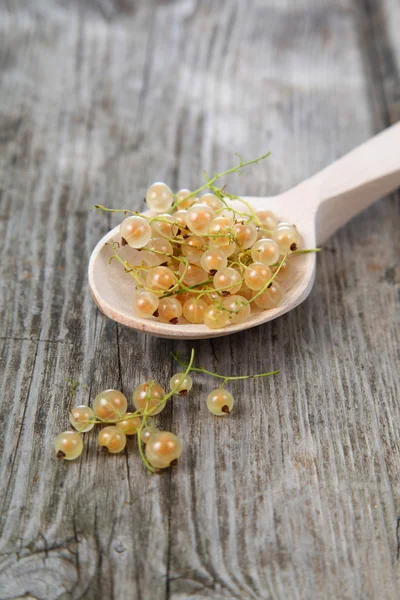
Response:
[1,1,400,598]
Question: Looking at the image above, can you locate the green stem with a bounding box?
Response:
[171,353,278,381]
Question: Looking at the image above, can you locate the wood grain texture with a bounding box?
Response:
[0,0,399,599]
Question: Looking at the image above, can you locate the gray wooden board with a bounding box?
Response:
[0,0,399,598]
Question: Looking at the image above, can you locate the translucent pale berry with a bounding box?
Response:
[176,189,195,210]
[238,282,253,300]
[172,210,188,231]
[151,214,174,239]
[133,291,159,318]
[169,372,193,395]
[178,262,209,286]
[144,238,173,266]
[213,267,242,294]
[273,225,300,253]
[223,294,251,324]
[93,390,128,421]
[55,431,83,460]
[186,204,215,235]
[140,420,159,444]
[117,414,142,435]
[133,382,166,415]
[183,297,207,324]
[120,216,152,249]
[200,248,228,273]
[69,405,95,433]
[199,193,223,211]
[146,182,173,213]
[253,281,283,309]
[251,238,280,266]
[203,304,229,329]
[98,426,126,453]
[244,262,272,291]
[233,222,258,249]
[271,259,292,282]
[256,209,278,230]
[145,266,176,291]
[145,431,183,469]
[181,235,205,266]
[221,241,237,257]
[206,388,234,415]
[158,297,183,323]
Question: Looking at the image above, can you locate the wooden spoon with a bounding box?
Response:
[89,123,400,339]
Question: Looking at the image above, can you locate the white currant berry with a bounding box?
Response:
[255,209,278,230]
[55,431,83,460]
[116,414,142,435]
[98,426,127,453]
[133,382,166,415]
[151,214,174,239]
[176,189,195,210]
[251,238,280,266]
[199,193,223,211]
[213,267,242,294]
[233,222,258,249]
[93,390,128,421]
[120,216,152,249]
[158,297,183,323]
[69,405,95,433]
[145,431,183,468]
[145,266,176,291]
[271,259,292,282]
[244,262,272,291]
[133,291,160,318]
[146,182,173,213]
[181,235,205,266]
[253,281,283,309]
[273,224,300,253]
[206,388,234,415]
[178,262,209,286]
[186,204,215,236]
[203,304,229,329]
[169,372,193,395]
[223,294,251,324]
[200,247,228,273]
[183,297,207,324]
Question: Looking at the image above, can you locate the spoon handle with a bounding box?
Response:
[307,122,400,244]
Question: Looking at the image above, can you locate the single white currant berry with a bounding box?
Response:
[181,235,205,266]
[146,182,173,213]
[203,304,229,329]
[223,294,251,324]
[271,259,292,282]
[220,241,237,257]
[145,266,176,291]
[251,238,280,266]
[116,414,142,435]
[199,193,223,211]
[55,431,83,460]
[233,222,258,249]
[178,262,209,286]
[186,203,215,236]
[151,214,174,239]
[93,390,128,421]
[133,382,166,415]
[255,209,279,230]
[273,224,300,253]
[169,372,193,395]
[213,267,242,294]
[176,189,195,210]
[145,431,183,468]
[253,281,283,309]
[200,247,228,273]
[158,297,183,323]
[133,291,160,318]
[119,216,152,249]
[183,297,207,324]
[207,215,234,244]
[144,238,173,266]
[244,262,272,291]
[206,388,234,415]
[98,426,126,453]
[172,210,188,231]
[69,405,95,433]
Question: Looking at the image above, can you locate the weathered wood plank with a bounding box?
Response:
[0,0,399,599]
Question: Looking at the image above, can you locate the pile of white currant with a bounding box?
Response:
[98,154,308,329]
[55,351,278,471]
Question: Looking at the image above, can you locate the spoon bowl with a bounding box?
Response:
[89,123,400,339]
